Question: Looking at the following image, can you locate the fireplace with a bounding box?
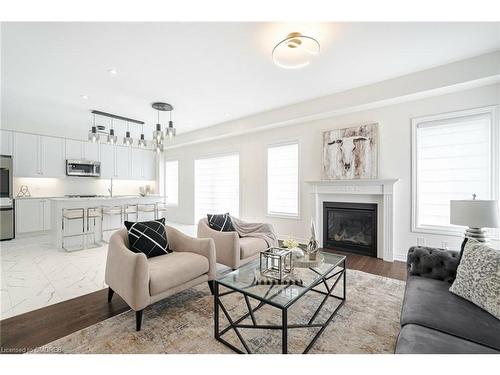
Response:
[323,202,377,257]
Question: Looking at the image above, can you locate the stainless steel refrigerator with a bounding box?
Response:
[0,155,14,240]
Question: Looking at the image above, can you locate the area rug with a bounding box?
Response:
[39,270,405,354]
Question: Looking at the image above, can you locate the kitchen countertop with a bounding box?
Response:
[16,195,165,201]
[50,195,166,201]
[15,196,62,200]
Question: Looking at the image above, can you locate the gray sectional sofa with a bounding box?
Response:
[395,246,500,354]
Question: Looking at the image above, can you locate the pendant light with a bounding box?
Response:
[166,110,176,139]
[88,114,100,143]
[152,102,175,147]
[154,142,164,153]
[152,108,164,146]
[138,124,147,148]
[107,118,117,144]
[123,121,133,146]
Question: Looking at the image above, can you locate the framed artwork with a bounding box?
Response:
[322,123,378,180]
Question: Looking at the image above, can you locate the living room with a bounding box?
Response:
[1,1,499,374]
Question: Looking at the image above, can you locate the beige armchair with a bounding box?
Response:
[105,225,216,331]
[197,218,270,270]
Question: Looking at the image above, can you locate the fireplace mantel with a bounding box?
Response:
[306,179,399,262]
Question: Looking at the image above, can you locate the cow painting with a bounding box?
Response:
[322,124,378,180]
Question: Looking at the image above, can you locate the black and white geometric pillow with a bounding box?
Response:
[207,213,235,232]
[124,218,170,258]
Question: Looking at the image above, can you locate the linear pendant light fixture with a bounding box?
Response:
[88,105,176,152]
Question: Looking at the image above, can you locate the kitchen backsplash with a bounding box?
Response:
[13,177,157,198]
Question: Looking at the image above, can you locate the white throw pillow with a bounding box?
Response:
[449,240,500,320]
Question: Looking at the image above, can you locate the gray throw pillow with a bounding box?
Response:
[449,240,499,320]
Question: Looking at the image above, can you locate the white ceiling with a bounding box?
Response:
[2,22,500,140]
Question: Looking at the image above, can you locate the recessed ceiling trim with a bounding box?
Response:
[163,75,500,150]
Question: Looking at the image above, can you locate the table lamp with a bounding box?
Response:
[450,194,500,247]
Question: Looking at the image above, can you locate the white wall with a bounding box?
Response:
[164,83,500,261]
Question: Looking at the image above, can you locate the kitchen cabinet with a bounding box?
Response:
[129,149,156,180]
[40,136,65,177]
[83,142,100,160]
[143,150,156,180]
[14,133,66,177]
[65,139,84,160]
[0,130,13,155]
[130,148,143,179]
[42,199,51,230]
[9,129,156,181]
[99,143,115,178]
[15,198,51,233]
[13,132,40,176]
[114,145,130,178]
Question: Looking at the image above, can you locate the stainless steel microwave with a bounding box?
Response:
[66,160,101,177]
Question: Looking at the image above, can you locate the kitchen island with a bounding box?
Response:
[50,195,166,249]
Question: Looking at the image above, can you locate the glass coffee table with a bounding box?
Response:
[214,252,346,354]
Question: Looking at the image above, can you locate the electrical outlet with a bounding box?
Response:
[417,237,426,247]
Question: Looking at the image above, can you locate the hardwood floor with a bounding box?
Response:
[0,250,406,353]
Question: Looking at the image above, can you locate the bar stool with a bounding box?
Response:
[101,205,123,243]
[124,204,139,221]
[138,203,156,221]
[85,207,102,248]
[62,208,85,251]
[155,201,168,220]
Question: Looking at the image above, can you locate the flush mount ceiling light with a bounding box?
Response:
[272,32,320,69]
[108,68,118,75]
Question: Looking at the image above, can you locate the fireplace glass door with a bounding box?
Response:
[323,202,377,257]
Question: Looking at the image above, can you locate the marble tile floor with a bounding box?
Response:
[0,221,197,320]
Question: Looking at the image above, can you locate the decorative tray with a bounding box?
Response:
[293,254,324,268]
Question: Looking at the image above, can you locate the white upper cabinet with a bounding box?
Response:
[0,130,13,155]
[9,130,156,181]
[130,148,143,179]
[83,142,100,160]
[40,136,65,177]
[99,143,115,179]
[114,145,130,179]
[65,139,84,160]
[13,132,40,176]
[143,150,156,180]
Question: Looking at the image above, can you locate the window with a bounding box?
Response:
[267,142,299,217]
[194,153,239,221]
[412,106,498,235]
[164,160,178,205]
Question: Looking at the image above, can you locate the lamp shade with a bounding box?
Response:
[450,200,500,228]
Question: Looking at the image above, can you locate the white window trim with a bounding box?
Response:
[164,158,179,207]
[265,140,301,220]
[411,105,499,237]
[194,151,240,220]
